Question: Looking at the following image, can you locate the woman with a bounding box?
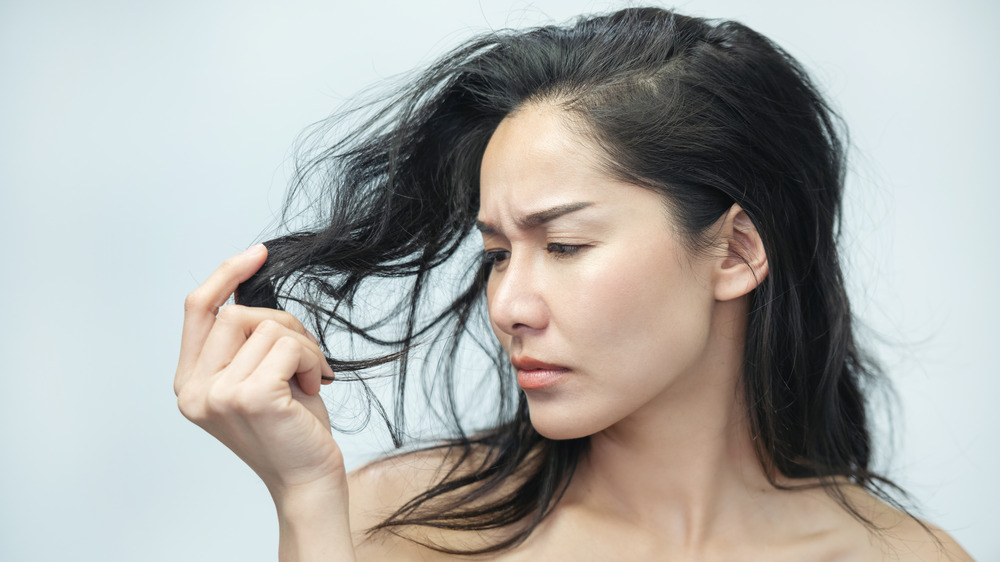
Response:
[174,8,971,560]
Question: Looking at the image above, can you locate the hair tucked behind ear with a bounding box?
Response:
[236,7,915,554]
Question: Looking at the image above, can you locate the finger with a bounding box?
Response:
[247,335,327,396]
[217,318,331,389]
[289,375,332,426]
[176,244,268,391]
[196,307,307,373]
[210,309,334,382]
[305,330,336,385]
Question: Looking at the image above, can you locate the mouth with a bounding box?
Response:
[511,356,569,390]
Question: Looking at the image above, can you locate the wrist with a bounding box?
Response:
[269,471,349,510]
[273,480,356,562]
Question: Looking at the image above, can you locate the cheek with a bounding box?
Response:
[560,244,714,363]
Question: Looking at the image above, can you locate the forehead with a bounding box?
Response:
[478,105,617,218]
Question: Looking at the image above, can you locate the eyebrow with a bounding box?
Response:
[476,202,594,235]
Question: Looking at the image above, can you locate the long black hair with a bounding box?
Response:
[236,7,908,554]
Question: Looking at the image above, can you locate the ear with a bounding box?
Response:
[714,204,769,301]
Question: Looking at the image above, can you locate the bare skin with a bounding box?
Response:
[175,104,972,560]
[347,104,971,561]
[174,245,356,562]
[349,455,969,561]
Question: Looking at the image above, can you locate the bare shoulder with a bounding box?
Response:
[348,447,451,525]
[874,515,972,561]
[346,445,496,561]
[838,486,973,561]
[346,447,448,560]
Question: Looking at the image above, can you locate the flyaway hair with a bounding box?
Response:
[236,7,914,554]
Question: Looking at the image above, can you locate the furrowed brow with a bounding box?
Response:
[476,202,594,235]
[520,202,594,229]
[475,220,498,235]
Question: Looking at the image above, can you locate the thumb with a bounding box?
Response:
[177,244,269,381]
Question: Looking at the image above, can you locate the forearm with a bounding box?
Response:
[274,481,357,562]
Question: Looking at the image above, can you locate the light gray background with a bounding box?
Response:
[1,0,996,560]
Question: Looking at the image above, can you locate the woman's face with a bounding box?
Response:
[478,104,722,439]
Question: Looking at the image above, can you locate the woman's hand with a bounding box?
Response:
[174,244,346,499]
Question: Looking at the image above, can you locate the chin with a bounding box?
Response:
[526,404,605,440]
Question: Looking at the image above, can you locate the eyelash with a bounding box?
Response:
[483,249,509,266]
[546,243,583,258]
[482,244,585,267]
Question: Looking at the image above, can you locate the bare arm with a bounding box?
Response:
[174,245,357,561]
[275,481,357,562]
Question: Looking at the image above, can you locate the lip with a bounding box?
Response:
[511,356,569,390]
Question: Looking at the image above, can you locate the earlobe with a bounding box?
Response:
[714,204,769,301]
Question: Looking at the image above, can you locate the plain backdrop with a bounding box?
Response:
[1,0,996,560]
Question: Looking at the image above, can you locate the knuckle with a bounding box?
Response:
[274,335,305,358]
[215,304,246,323]
[256,318,285,336]
[172,370,186,397]
[176,387,205,421]
[276,334,300,349]
[220,253,243,269]
[232,386,265,416]
[183,290,209,314]
[204,382,236,413]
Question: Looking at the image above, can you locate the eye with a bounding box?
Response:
[546,243,584,258]
[483,249,510,267]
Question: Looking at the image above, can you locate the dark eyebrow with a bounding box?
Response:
[476,202,594,235]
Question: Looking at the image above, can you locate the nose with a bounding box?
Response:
[487,252,550,337]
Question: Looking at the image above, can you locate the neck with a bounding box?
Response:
[565,298,776,547]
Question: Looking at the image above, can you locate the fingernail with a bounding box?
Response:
[242,243,265,256]
[306,330,318,343]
